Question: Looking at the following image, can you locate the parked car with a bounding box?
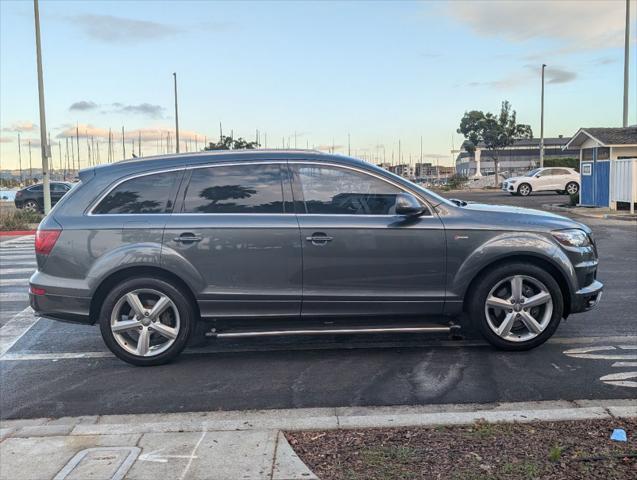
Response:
[30,151,603,365]
[14,182,73,212]
[502,168,580,196]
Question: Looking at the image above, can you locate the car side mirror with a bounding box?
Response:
[395,193,426,216]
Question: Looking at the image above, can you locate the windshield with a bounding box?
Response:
[526,168,542,177]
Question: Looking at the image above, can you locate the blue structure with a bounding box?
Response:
[564,127,637,208]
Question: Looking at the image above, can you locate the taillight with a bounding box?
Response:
[16,191,23,197]
[35,229,61,255]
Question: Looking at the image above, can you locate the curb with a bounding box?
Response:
[0,230,36,236]
[543,203,637,221]
[3,399,635,438]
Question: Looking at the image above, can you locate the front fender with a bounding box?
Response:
[448,232,577,301]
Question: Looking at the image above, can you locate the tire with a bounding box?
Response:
[565,182,579,195]
[99,277,195,366]
[517,183,532,196]
[23,200,41,213]
[468,262,563,351]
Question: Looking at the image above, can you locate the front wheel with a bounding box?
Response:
[517,183,532,196]
[99,277,195,366]
[23,200,41,213]
[468,262,563,350]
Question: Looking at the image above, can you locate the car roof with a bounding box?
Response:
[87,149,370,178]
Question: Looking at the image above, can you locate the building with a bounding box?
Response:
[563,127,637,208]
[455,137,579,177]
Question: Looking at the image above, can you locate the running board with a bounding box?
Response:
[207,324,460,339]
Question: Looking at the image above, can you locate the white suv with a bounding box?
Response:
[502,168,580,197]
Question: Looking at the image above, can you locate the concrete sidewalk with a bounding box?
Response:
[1,399,635,480]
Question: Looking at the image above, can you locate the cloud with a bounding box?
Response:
[69,101,98,111]
[545,67,577,84]
[70,14,181,43]
[0,136,13,143]
[467,64,576,89]
[2,121,38,133]
[112,103,165,118]
[55,124,206,143]
[316,144,344,151]
[593,56,619,65]
[444,1,629,52]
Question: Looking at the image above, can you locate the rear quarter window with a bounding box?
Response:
[93,171,180,214]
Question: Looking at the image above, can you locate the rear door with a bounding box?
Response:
[163,162,302,319]
[533,169,556,191]
[290,162,446,317]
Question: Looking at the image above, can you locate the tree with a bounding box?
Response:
[457,101,533,186]
[204,135,260,151]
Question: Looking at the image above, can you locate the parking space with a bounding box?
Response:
[1,196,635,421]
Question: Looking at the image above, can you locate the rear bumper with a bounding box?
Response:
[30,291,93,324]
[570,280,604,314]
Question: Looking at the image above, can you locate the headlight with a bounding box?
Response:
[552,229,591,247]
[508,179,517,184]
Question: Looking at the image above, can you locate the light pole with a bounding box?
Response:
[173,73,180,153]
[539,63,546,168]
[623,0,630,127]
[33,0,51,213]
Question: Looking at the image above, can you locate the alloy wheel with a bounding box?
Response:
[566,182,579,195]
[484,275,553,342]
[518,184,531,196]
[110,288,180,357]
[24,201,39,213]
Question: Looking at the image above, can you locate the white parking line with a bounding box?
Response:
[1,351,113,361]
[0,307,39,357]
[0,268,35,275]
[0,277,31,286]
[0,292,29,301]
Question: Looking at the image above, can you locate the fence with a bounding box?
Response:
[610,158,637,213]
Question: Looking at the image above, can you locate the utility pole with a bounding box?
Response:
[348,133,351,156]
[173,72,180,153]
[540,63,546,168]
[122,126,125,160]
[28,140,33,181]
[138,131,141,157]
[33,0,51,212]
[18,133,23,184]
[623,0,630,127]
[76,124,80,170]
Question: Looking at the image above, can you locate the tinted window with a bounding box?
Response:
[28,184,43,192]
[295,165,402,215]
[183,164,285,213]
[553,169,570,175]
[51,183,69,192]
[93,172,179,214]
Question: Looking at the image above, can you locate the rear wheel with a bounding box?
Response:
[99,277,194,366]
[23,200,41,213]
[517,183,532,196]
[566,182,579,195]
[468,262,563,350]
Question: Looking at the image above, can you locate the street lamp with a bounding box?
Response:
[539,64,546,168]
[33,0,51,213]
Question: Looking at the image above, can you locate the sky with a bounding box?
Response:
[0,0,635,170]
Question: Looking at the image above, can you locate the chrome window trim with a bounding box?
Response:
[87,159,433,217]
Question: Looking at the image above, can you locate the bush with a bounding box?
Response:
[0,210,42,231]
[543,157,580,171]
[569,192,579,206]
[447,174,468,190]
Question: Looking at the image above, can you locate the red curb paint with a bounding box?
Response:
[0,230,36,236]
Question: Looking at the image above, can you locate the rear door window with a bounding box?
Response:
[93,171,180,214]
[182,164,287,213]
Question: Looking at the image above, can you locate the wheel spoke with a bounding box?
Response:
[149,295,171,320]
[112,319,142,333]
[524,291,551,308]
[496,313,516,337]
[136,327,151,356]
[150,321,178,340]
[519,311,543,334]
[126,292,146,318]
[511,276,523,302]
[486,295,511,310]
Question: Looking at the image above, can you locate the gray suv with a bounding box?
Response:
[30,151,603,365]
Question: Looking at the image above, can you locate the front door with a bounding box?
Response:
[290,163,446,317]
[163,162,302,319]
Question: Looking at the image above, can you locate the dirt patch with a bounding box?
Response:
[286,418,637,479]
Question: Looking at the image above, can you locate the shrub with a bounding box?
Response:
[569,192,579,206]
[0,210,42,231]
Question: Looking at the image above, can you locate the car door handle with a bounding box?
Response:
[306,233,333,245]
[173,234,202,243]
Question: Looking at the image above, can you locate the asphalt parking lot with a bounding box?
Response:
[1,191,635,420]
